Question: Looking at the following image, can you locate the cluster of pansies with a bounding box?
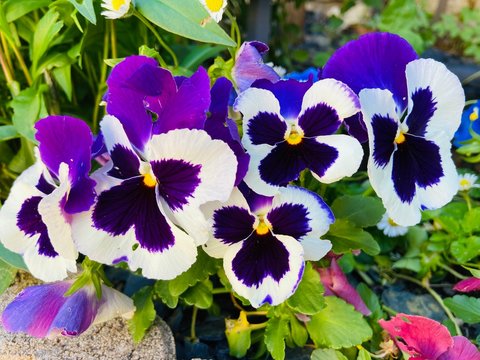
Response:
[0,31,478,357]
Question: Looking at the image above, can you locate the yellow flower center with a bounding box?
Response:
[387,218,398,227]
[112,0,126,11]
[256,220,269,235]
[394,132,406,144]
[143,173,157,188]
[459,179,471,188]
[469,108,479,121]
[205,0,224,12]
[285,125,304,146]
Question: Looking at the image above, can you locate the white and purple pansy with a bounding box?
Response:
[234,77,364,196]
[2,280,134,337]
[359,58,464,226]
[203,184,334,308]
[0,116,95,282]
[73,115,237,280]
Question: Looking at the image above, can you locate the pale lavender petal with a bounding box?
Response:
[438,336,480,360]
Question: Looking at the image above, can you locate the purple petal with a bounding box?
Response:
[405,87,437,137]
[212,205,255,244]
[371,114,398,168]
[151,159,201,211]
[2,281,71,337]
[238,182,273,213]
[253,79,312,120]
[301,139,339,179]
[298,103,341,137]
[108,145,141,180]
[63,177,96,213]
[317,258,371,316]
[343,113,369,144]
[323,32,417,110]
[247,112,286,146]
[392,136,442,203]
[232,232,290,287]
[36,175,55,195]
[154,67,211,134]
[92,178,175,252]
[259,142,307,186]
[209,77,232,123]
[438,336,480,360]
[232,41,280,93]
[453,277,480,293]
[268,203,311,239]
[35,115,93,184]
[17,196,58,257]
[91,132,106,159]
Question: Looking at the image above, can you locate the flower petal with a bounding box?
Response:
[438,336,480,360]
[224,233,304,308]
[453,277,480,293]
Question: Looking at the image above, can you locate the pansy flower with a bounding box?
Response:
[73,115,237,280]
[0,116,95,281]
[379,314,480,360]
[454,100,480,147]
[199,0,227,23]
[323,32,465,226]
[376,213,408,237]
[2,280,134,337]
[101,0,131,19]
[203,184,334,307]
[234,78,363,196]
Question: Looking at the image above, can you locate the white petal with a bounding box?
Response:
[300,78,360,119]
[242,145,280,196]
[23,244,76,282]
[38,163,77,261]
[405,59,465,140]
[100,115,141,160]
[311,135,363,183]
[224,234,304,308]
[94,284,135,325]
[300,237,332,261]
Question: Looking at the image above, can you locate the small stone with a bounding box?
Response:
[0,272,176,360]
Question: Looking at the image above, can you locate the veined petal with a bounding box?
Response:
[300,78,360,122]
[405,59,465,140]
[310,135,363,183]
[438,336,480,360]
[246,112,286,146]
[224,233,304,308]
[37,163,77,261]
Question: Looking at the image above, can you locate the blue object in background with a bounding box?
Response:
[284,67,320,82]
[454,100,480,147]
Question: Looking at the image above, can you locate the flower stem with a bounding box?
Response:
[244,311,268,317]
[190,306,198,340]
[92,24,110,132]
[134,12,178,68]
[109,20,117,59]
[211,287,230,294]
[438,263,468,280]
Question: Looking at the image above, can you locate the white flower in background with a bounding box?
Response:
[377,214,408,237]
[458,173,479,191]
[101,0,131,19]
[200,0,227,23]
[266,62,287,78]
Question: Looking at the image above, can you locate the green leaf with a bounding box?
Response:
[168,248,219,296]
[331,195,385,227]
[8,138,36,173]
[329,219,380,256]
[0,241,27,271]
[356,283,383,321]
[287,262,325,315]
[0,258,16,295]
[135,0,236,47]
[181,45,226,70]
[444,295,480,324]
[10,85,47,142]
[450,236,480,263]
[52,65,72,101]
[356,348,372,360]
[32,10,64,74]
[289,316,308,348]
[463,266,480,278]
[128,287,156,343]
[68,0,96,25]
[181,279,213,309]
[265,316,289,360]
[311,349,348,360]
[306,297,372,349]
[0,125,19,141]
[3,0,51,22]
[463,208,480,233]
[153,280,179,308]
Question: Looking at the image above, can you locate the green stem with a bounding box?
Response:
[382,305,398,316]
[10,41,32,86]
[110,20,117,59]
[134,12,178,68]
[438,263,468,280]
[92,25,110,132]
[226,10,241,50]
[393,273,462,336]
[0,33,13,75]
[461,192,473,212]
[249,322,267,331]
[212,288,230,294]
[190,306,198,340]
[244,311,268,317]
[357,270,374,286]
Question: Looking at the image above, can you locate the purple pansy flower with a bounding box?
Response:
[234,78,363,196]
[72,115,237,280]
[322,32,419,143]
[323,32,465,226]
[104,55,248,185]
[231,41,280,93]
[453,100,480,147]
[0,116,95,281]
[2,280,134,337]
[203,185,334,307]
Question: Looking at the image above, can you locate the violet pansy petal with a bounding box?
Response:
[212,205,255,245]
[344,113,369,144]
[318,258,371,316]
[209,77,232,123]
[405,59,465,141]
[322,32,417,112]
[252,78,312,120]
[453,277,480,293]
[379,314,453,359]
[224,233,304,308]
[154,67,211,134]
[35,115,93,184]
[242,146,281,197]
[438,336,480,360]
[64,176,96,213]
[246,112,286,146]
[232,41,280,93]
[1,281,71,337]
[238,182,273,214]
